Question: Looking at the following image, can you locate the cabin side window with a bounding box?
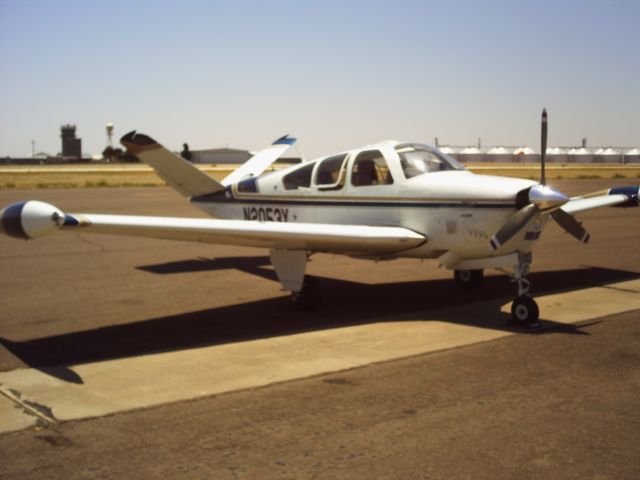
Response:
[314,154,348,189]
[237,178,258,193]
[283,163,314,190]
[351,150,394,186]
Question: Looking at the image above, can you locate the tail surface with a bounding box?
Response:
[221,135,296,186]
[121,131,224,197]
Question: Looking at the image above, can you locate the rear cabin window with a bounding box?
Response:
[315,154,347,188]
[237,178,258,193]
[283,163,314,190]
[351,150,394,186]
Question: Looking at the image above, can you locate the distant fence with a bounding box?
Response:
[0,157,93,165]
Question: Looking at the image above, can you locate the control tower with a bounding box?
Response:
[60,124,82,160]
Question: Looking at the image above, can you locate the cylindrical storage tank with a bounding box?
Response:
[437,146,456,159]
[514,147,538,164]
[438,146,457,156]
[547,147,569,163]
[622,148,640,164]
[568,147,594,163]
[595,147,623,164]
[486,146,514,163]
[457,147,485,163]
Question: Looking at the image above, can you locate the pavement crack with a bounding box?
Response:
[22,399,57,422]
[75,234,107,252]
[0,383,57,426]
[35,433,74,447]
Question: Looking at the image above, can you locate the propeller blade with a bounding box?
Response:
[540,108,548,186]
[551,209,590,243]
[490,204,538,251]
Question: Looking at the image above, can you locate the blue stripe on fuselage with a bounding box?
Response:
[191,192,516,210]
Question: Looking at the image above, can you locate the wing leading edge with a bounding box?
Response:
[63,213,426,254]
[561,186,639,215]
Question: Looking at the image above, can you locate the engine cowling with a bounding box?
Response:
[0,200,65,240]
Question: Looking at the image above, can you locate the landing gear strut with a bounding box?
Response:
[505,253,540,327]
[291,275,318,311]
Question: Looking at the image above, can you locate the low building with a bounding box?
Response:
[190,147,301,165]
[191,148,252,164]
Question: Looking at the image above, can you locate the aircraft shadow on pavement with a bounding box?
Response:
[137,255,276,282]
[0,261,637,384]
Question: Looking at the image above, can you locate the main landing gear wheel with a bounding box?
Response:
[291,276,317,311]
[511,295,540,327]
[454,269,484,289]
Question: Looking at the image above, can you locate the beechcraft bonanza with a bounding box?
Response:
[1,110,638,325]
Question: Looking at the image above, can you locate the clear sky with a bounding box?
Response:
[0,0,638,158]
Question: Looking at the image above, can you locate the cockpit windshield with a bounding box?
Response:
[395,143,465,179]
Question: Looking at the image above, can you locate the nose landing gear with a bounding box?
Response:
[506,253,540,328]
[511,295,540,326]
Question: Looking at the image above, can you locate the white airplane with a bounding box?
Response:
[1,110,638,326]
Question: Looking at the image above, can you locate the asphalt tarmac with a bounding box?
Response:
[0,180,639,478]
[1,311,639,479]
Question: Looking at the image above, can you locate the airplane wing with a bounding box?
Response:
[62,213,425,253]
[221,135,297,186]
[0,200,425,254]
[121,131,225,197]
[547,185,638,244]
[561,186,639,215]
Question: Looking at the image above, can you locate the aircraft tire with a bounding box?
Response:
[510,295,540,327]
[454,269,484,289]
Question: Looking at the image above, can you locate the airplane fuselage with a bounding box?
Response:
[192,143,545,264]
